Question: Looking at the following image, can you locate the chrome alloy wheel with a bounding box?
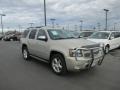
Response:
[105,46,109,54]
[52,58,63,73]
[23,49,28,59]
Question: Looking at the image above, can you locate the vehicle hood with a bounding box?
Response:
[50,39,100,49]
[87,38,108,44]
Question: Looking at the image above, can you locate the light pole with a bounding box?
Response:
[7,27,10,31]
[80,20,83,31]
[18,25,22,33]
[93,26,96,30]
[0,14,6,35]
[29,23,34,27]
[114,23,117,31]
[97,22,101,31]
[75,25,77,31]
[67,24,69,31]
[44,0,47,26]
[50,18,56,28]
[56,23,59,27]
[104,9,109,31]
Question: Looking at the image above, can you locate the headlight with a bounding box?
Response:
[69,49,83,57]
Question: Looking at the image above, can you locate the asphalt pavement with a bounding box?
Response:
[0,41,120,90]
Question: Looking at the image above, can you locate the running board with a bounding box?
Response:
[30,54,49,63]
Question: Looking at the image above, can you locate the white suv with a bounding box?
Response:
[21,27,105,75]
[88,31,120,53]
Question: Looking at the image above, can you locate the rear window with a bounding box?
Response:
[114,32,120,38]
[22,30,29,38]
[80,32,94,37]
[29,30,37,39]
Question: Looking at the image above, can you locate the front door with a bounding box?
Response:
[34,30,50,61]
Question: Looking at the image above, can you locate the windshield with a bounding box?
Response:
[80,32,94,37]
[89,32,110,39]
[47,29,77,40]
[69,31,80,38]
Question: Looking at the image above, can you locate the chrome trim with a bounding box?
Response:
[75,47,105,68]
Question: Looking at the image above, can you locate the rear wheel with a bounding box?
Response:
[118,45,120,49]
[10,38,13,41]
[50,54,67,75]
[22,47,30,60]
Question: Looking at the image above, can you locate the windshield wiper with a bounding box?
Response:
[55,37,67,40]
[67,37,75,39]
[55,37,76,40]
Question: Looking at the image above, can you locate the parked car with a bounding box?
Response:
[21,27,105,75]
[3,34,18,41]
[87,31,120,53]
[0,34,3,40]
[79,31,94,38]
[15,33,22,41]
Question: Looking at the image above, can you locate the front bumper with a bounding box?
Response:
[66,56,103,71]
[65,47,105,71]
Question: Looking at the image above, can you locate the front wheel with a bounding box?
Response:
[50,54,67,75]
[105,46,109,54]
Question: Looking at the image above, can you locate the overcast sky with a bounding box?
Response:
[0,0,120,31]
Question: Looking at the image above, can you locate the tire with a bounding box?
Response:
[50,54,67,75]
[10,39,13,41]
[22,47,30,60]
[118,45,120,49]
[14,37,17,41]
[105,46,109,54]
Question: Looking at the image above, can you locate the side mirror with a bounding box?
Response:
[37,36,47,41]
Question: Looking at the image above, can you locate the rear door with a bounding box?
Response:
[27,29,37,55]
[109,32,120,49]
[114,32,120,47]
[109,32,117,49]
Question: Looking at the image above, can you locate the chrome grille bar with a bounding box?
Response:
[75,47,104,68]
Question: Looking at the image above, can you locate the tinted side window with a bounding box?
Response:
[37,30,46,40]
[111,32,115,38]
[85,32,94,37]
[114,32,120,38]
[29,30,37,39]
[23,30,29,38]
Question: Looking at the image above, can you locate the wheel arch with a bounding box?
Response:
[22,44,28,52]
[49,50,68,74]
[49,50,66,63]
[106,44,110,48]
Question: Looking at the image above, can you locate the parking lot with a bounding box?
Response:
[0,41,120,90]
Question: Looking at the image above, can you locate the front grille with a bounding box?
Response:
[83,48,99,58]
[84,53,91,57]
[83,50,91,58]
[93,49,99,56]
